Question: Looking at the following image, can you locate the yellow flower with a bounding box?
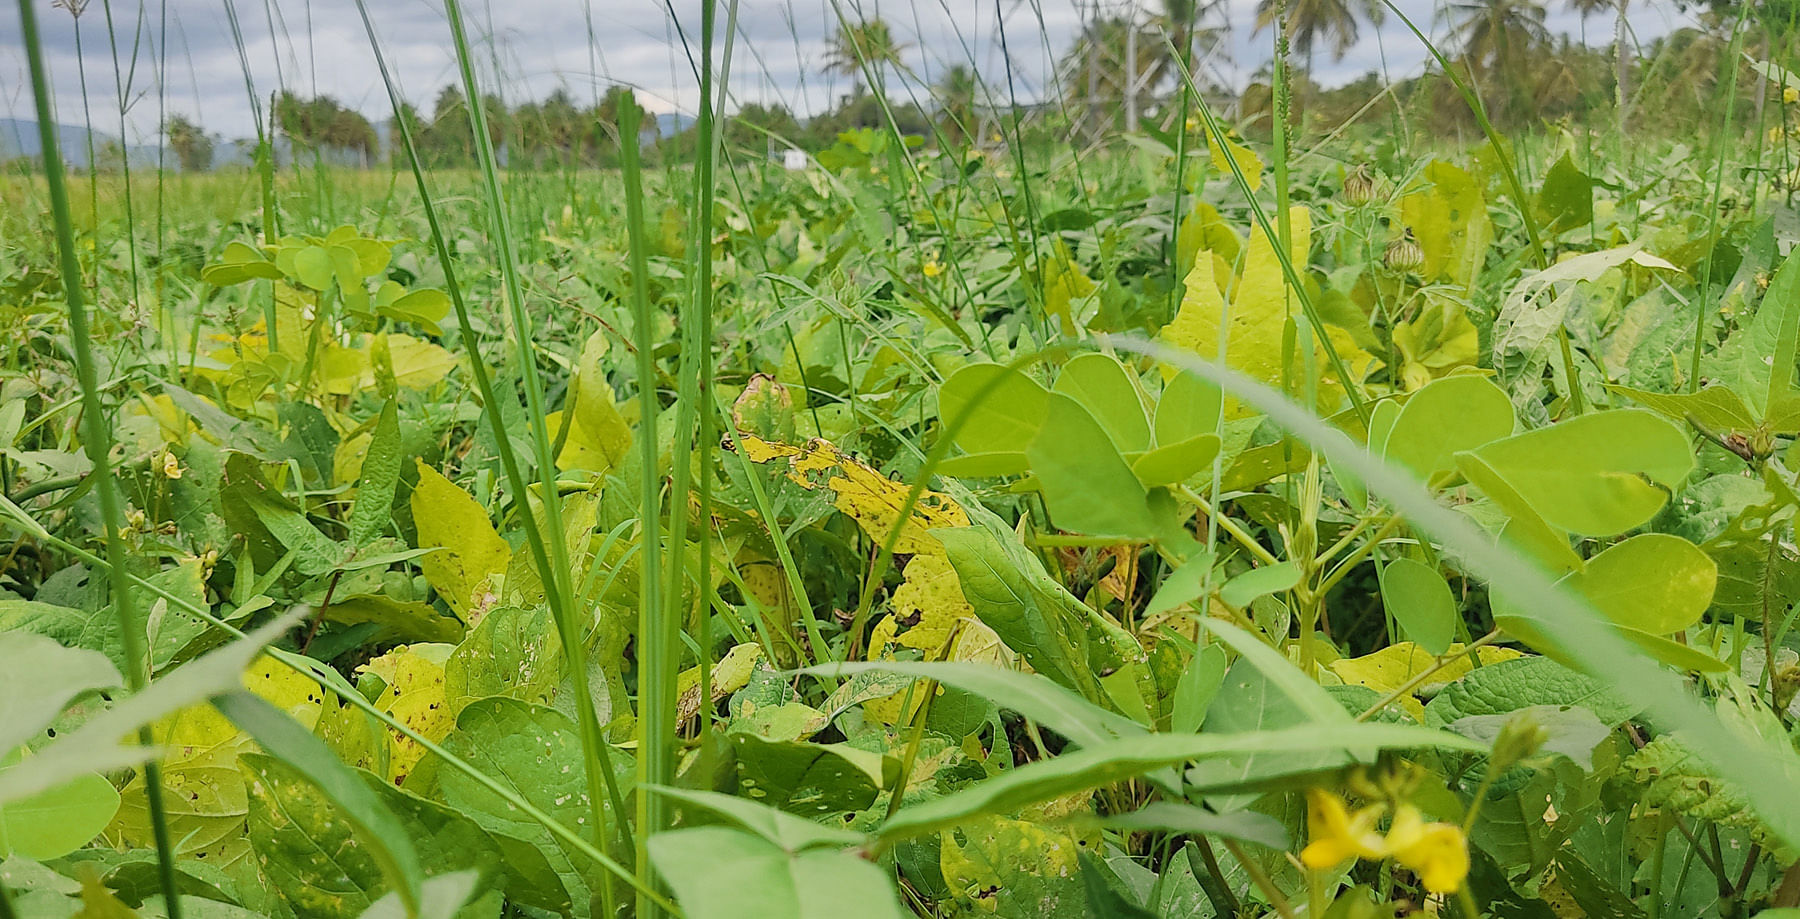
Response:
[1301,791,1470,895]
[1385,805,1470,894]
[1784,86,1798,104]
[160,450,183,480]
[1773,125,1789,144]
[1300,789,1389,869]
[923,258,944,279]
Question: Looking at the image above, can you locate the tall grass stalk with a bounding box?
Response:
[14,1,182,915]
[615,89,670,914]
[661,0,727,798]
[1691,8,1755,392]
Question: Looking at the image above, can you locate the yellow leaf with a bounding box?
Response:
[1393,296,1482,391]
[552,332,632,473]
[360,643,456,785]
[1329,642,1523,720]
[386,334,461,390]
[1041,239,1097,335]
[1400,160,1493,290]
[108,655,323,867]
[675,643,763,725]
[411,460,511,616]
[738,436,969,555]
[1204,126,1264,193]
[1161,207,1372,417]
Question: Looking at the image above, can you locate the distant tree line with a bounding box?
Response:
[126,0,1800,175]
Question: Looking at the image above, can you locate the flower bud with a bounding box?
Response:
[1384,228,1424,272]
[1343,163,1376,205]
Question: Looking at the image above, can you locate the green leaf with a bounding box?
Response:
[427,698,628,918]
[0,631,121,754]
[1053,353,1152,453]
[1381,375,1514,485]
[1130,434,1222,487]
[347,402,403,548]
[939,363,1052,456]
[1025,393,1159,539]
[876,722,1482,842]
[647,826,907,919]
[1095,801,1288,849]
[443,605,563,718]
[934,521,1098,698]
[1607,385,1757,434]
[293,245,336,290]
[1187,659,1347,807]
[1565,533,1716,635]
[216,693,422,918]
[645,786,864,850]
[241,753,388,919]
[1218,562,1301,609]
[0,760,119,860]
[356,871,480,919]
[1459,410,1694,538]
[1379,559,1458,654]
[1155,370,1224,447]
[729,733,884,818]
[1535,153,1594,234]
[795,661,1141,748]
[1447,704,1612,771]
[0,612,303,805]
[1424,656,1638,727]
[1763,251,1800,417]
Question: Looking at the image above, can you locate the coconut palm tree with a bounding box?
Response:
[1448,0,1550,78]
[1253,0,1385,75]
[822,17,910,97]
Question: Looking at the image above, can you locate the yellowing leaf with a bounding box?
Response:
[738,436,969,555]
[387,334,461,389]
[1161,207,1372,417]
[552,332,632,473]
[1400,161,1493,290]
[108,654,324,867]
[1329,642,1523,720]
[1393,295,1482,391]
[411,460,511,616]
[675,643,763,725]
[1204,126,1264,193]
[1175,200,1243,283]
[1041,239,1097,335]
[889,554,975,653]
[360,643,456,785]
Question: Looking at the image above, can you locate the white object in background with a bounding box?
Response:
[782,148,809,171]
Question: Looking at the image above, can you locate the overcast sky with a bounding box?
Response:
[0,0,1703,145]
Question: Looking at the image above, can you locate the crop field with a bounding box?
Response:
[6,0,1800,917]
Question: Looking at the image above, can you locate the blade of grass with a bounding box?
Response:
[14,1,183,915]
[354,0,631,900]
[614,88,670,913]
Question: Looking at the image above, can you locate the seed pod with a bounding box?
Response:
[1385,228,1424,272]
[1343,163,1376,205]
